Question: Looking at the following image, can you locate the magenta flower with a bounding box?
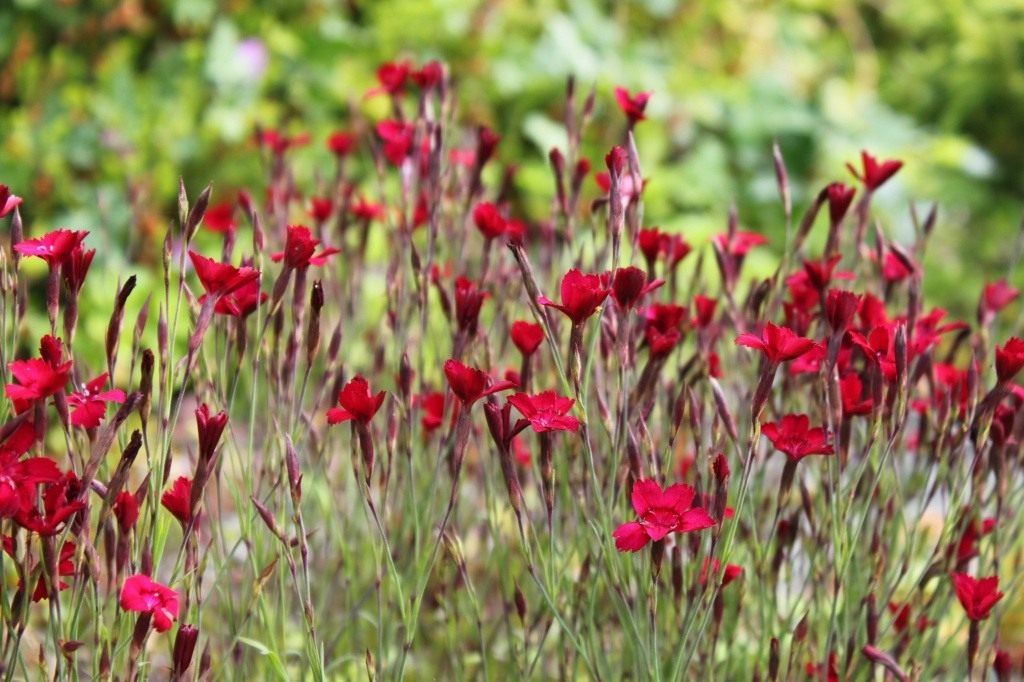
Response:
[613,479,715,552]
[120,574,180,632]
[507,391,580,433]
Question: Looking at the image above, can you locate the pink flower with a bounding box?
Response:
[613,479,715,552]
[0,185,23,217]
[507,391,580,433]
[120,574,180,632]
[14,229,89,267]
[67,374,126,428]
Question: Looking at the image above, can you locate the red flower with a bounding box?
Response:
[840,372,873,416]
[847,150,902,191]
[67,373,126,428]
[762,414,833,462]
[539,269,611,325]
[371,60,411,96]
[454,277,489,336]
[507,391,580,433]
[825,290,860,333]
[510,321,544,357]
[735,322,815,364]
[412,60,444,89]
[714,231,767,257]
[189,251,260,299]
[327,376,386,425]
[203,203,237,233]
[693,296,718,328]
[120,574,179,632]
[217,279,267,318]
[0,185,22,217]
[350,197,388,223]
[644,303,688,358]
[15,472,85,536]
[6,338,72,401]
[825,182,856,223]
[418,392,445,435]
[952,572,1003,621]
[882,249,914,282]
[614,87,651,123]
[114,491,141,533]
[699,557,743,587]
[995,337,1024,382]
[308,197,334,222]
[613,479,715,552]
[327,131,357,157]
[14,229,89,267]
[161,477,193,525]
[637,228,662,269]
[472,202,507,240]
[257,129,309,155]
[0,447,61,518]
[61,245,95,294]
[660,233,691,271]
[33,541,76,602]
[195,404,228,462]
[376,120,415,166]
[612,266,663,310]
[443,359,515,407]
[270,225,340,268]
[982,280,1019,315]
[802,255,851,293]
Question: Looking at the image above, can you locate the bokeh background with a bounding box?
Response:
[2,0,1022,316]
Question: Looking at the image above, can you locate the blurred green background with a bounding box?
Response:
[1,0,1021,316]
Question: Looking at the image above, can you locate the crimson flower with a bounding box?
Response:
[444,359,515,407]
[189,251,260,299]
[613,479,715,552]
[413,60,444,89]
[699,558,743,587]
[714,231,767,257]
[840,372,873,416]
[660,233,691,271]
[982,280,1019,316]
[161,477,194,526]
[308,197,333,222]
[195,404,228,462]
[507,391,579,433]
[995,337,1024,382]
[120,574,180,632]
[510,321,544,357]
[216,279,267,318]
[0,185,22,217]
[847,150,903,191]
[472,202,507,240]
[802,255,851,293]
[376,120,415,165]
[735,322,815,364]
[6,341,72,402]
[114,491,141,533]
[370,60,411,96]
[644,303,688,358]
[418,392,445,436]
[327,131,357,157]
[15,473,85,536]
[825,182,856,223]
[14,229,89,267]
[762,414,833,462]
[61,245,95,294]
[882,250,914,282]
[327,376,386,425]
[612,266,663,310]
[0,448,61,518]
[67,374,126,428]
[825,290,860,333]
[454,277,489,336]
[952,572,1003,621]
[257,129,309,155]
[33,541,75,602]
[693,295,717,328]
[614,87,651,123]
[270,225,340,268]
[203,203,237,233]
[539,269,611,325]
